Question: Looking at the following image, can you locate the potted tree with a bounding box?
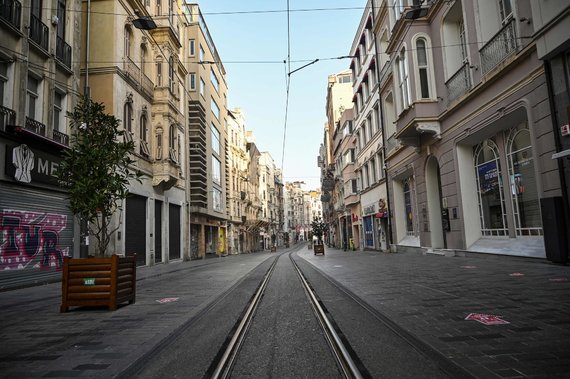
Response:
[311,217,326,255]
[57,97,140,312]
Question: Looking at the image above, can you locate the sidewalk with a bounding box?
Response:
[298,246,570,378]
[0,253,273,378]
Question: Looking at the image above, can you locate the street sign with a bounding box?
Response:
[83,278,96,286]
[465,313,509,325]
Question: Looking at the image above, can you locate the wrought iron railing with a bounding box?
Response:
[445,62,472,103]
[52,129,69,145]
[0,0,21,29]
[56,36,72,69]
[0,105,16,131]
[29,14,48,52]
[123,56,141,83]
[385,134,400,154]
[25,116,46,136]
[141,73,154,98]
[480,18,518,75]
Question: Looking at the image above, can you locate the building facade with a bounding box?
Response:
[376,0,561,258]
[1,0,82,287]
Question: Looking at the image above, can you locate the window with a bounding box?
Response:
[211,124,220,155]
[156,0,162,16]
[416,38,430,99]
[156,129,163,159]
[474,140,507,236]
[404,178,415,236]
[397,47,411,111]
[363,164,369,189]
[168,57,174,93]
[459,20,468,64]
[156,62,162,86]
[189,73,196,90]
[211,70,219,92]
[124,26,132,58]
[169,124,177,162]
[56,0,66,39]
[211,98,220,119]
[212,188,222,212]
[27,76,39,120]
[123,99,133,139]
[338,74,351,84]
[200,78,205,97]
[140,112,150,157]
[188,39,195,56]
[391,0,404,24]
[141,45,148,76]
[0,62,7,107]
[199,45,205,62]
[498,0,512,25]
[53,90,65,131]
[212,156,221,184]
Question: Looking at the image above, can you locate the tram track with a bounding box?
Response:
[207,251,368,379]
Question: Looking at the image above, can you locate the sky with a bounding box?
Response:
[195,1,366,190]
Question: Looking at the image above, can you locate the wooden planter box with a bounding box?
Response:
[314,244,325,255]
[60,255,136,312]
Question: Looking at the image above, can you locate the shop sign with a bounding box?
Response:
[5,144,62,186]
[477,161,499,194]
[363,205,376,215]
[322,177,334,191]
[352,213,359,222]
[83,278,96,286]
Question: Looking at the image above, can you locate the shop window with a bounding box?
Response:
[506,126,542,236]
[474,140,507,236]
[403,178,415,236]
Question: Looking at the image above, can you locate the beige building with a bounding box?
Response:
[81,0,187,265]
[226,107,249,254]
[0,0,82,286]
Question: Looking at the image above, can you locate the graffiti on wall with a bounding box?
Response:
[0,210,70,271]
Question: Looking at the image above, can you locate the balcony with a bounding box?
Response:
[480,18,518,75]
[0,105,16,131]
[56,36,72,69]
[52,129,69,146]
[0,0,21,29]
[152,160,179,189]
[141,73,154,99]
[25,116,46,136]
[445,62,472,104]
[123,57,141,84]
[29,14,48,52]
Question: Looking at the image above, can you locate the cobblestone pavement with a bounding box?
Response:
[1,246,569,378]
[298,246,570,378]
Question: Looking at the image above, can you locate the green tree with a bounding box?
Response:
[56,97,140,257]
[311,217,327,245]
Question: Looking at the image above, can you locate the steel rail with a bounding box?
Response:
[210,255,279,379]
[289,254,364,379]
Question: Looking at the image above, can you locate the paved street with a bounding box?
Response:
[1,245,570,378]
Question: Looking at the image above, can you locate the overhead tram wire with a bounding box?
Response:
[281,0,292,175]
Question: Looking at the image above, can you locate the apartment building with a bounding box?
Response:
[0,0,82,286]
[243,133,262,252]
[375,0,561,258]
[350,4,389,252]
[183,3,229,258]
[81,0,187,265]
[226,108,249,254]
[321,70,353,246]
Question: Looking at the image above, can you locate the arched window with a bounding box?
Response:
[124,26,132,58]
[506,126,542,236]
[416,38,430,99]
[396,47,410,111]
[123,96,133,138]
[139,109,150,157]
[474,140,507,236]
[141,45,147,76]
[169,124,177,162]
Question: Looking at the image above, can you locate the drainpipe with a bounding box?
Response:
[371,0,393,251]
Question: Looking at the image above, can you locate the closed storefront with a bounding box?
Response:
[125,195,147,266]
[0,184,74,288]
[168,203,181,260]
[154,200,162,263]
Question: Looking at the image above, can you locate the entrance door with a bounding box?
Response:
[125,195,147,266]
[426,156,446,248]
[154,200,162,263]
[168,204,180,260]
